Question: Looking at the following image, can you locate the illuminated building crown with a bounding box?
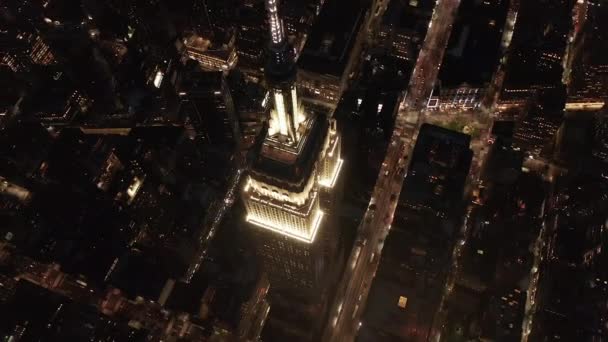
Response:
[264,0,304,146]
[242,0,343,246]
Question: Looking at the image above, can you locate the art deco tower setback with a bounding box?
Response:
[265,0,301,144]
[242,0,343,294]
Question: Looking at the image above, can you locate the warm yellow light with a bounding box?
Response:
[565,101,605,111]
[126,176,143,203]
[243,178,252,192]
[398,296,408,308]
[320,159,343,188]
[247,210,324,244]
[274,92,288,136]
[249,181,318,214]
[266,0,284,44]
[153,71,164,88]
[327,136,339,157]
[291,87,303,126]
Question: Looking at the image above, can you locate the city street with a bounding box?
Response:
[183,166,245,282]
[482,0,520,111]
[342,0,391,95]
[1,0,605,341]
[324,0,462,340]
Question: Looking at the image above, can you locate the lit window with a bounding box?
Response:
[398,296,408,308]
[153,70,164,88]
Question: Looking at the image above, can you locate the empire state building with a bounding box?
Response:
[242,0,343,296]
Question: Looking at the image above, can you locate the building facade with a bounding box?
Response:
[242,0,342,296]
[184,32,238,73]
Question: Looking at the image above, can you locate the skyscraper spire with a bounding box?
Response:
[266,0,285,45]
[263,0,301,145]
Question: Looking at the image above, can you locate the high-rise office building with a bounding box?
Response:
[565,0,608,111]
[401,124,473,219]
[297,0,369,108]
[178,70,241,149]
[235,2,267,70]
[242,0,342,297]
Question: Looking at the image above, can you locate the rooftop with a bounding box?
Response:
[297,0,367,78]
[252,112,328,191]
[402,124,473,217]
